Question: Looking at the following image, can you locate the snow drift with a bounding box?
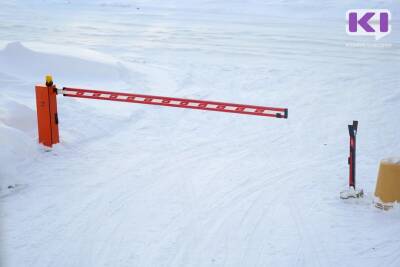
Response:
[0,42,129,86]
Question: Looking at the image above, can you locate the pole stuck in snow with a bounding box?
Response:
[340,120,363,199]
[35,76,288,147]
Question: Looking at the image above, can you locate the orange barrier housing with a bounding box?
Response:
[35,84,59,147]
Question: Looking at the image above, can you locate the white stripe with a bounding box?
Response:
[151,99,163,103]
[63,91,78,96]
[262,110,278,115]
[224,106,237,111]
[187,102,199,107]
[244,108,256,113]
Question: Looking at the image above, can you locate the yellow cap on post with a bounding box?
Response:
[45,75,53,86]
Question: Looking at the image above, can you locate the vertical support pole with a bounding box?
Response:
[341,121,362,199]
[348,120,358,189]
[35,76,59,147]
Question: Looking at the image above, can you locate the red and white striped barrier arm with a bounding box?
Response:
[59,87,288,119]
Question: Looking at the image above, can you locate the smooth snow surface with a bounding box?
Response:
[1,1,400,266]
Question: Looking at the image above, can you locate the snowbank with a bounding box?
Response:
[0,96,36,134]
[0,41,134,191]
[0,42,127,86]
[0,96,37,189]
[0,123,38,189]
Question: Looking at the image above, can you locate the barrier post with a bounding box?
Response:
[340,120,363,199]
[35,75,59,147]
[35,75,287,146]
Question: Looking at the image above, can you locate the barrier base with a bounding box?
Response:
[340,187,364,199]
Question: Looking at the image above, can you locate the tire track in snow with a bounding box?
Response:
[167,159,313,266]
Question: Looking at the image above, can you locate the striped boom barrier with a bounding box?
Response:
[35,76,288,147]
[61,87,288,119]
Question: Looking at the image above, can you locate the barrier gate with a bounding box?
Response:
[35,76,288,147]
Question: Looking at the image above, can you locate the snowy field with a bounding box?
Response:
[1,1,400,266]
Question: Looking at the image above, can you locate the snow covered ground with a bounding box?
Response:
[1,1,400,266]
